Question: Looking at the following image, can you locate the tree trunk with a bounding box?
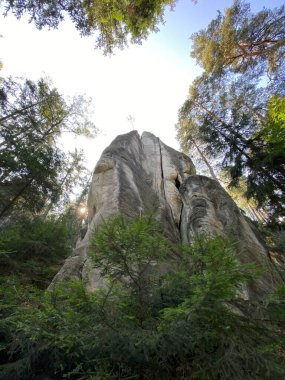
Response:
[192,139,219,181]
[0,100,42,124]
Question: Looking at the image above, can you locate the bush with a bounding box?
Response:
[1,215,285,379]
[0,216,72,288]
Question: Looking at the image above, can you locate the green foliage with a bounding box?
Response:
[0,215,73,288]
[2,0,176,54]
[244,96,285,220]
[191,1,285,76]
[178,1,285,224]
[0,77,95,218]
[90,214,169,325]
[1,215,284,379]
[90,214,168,278]
[255,222,285,273]
[176,70,285,222]
[256,96,285,154]
[265,284,285,325]
[0,211,85,378]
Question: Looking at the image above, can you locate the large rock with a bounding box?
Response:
[50,131,195,290]
[50,131,279,296]
[180,175,278,297]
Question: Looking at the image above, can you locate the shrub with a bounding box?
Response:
[0,216,72,288]
[1,215,284,379]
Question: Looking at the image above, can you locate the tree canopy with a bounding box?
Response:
[0,77,96,218]
[2,0,177,54]
[177,72,285,220]
[191,0,285,76]
[177,1,285,223]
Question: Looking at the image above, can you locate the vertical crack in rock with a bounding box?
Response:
[157,137,166,200]
[157,136,182,241]
[178,192,183,238]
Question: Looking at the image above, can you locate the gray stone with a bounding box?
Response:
[49,131,279,297]
[49,131,195,290]
[180,175,279,297]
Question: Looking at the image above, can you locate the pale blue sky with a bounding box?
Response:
[0,0,282,170]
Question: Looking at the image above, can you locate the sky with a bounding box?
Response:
[0,0,283,172]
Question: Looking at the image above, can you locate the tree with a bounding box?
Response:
[90,214,169,326]
[0,215,73,287]
[176,116,219,181]
[40,149,90,221]
[2,0,176,54]
[2,215,285,379]
[176,72,285,221]
[255,96,285,160]
[191,0,285,76]
[220,170,268,223]
[0,77,96,145]
[0,77,97,218]
[178,1,285,223]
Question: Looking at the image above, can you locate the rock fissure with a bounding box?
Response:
[178,191,184,238]
[175,176,181,190]
[157,136,178,232]
[157,137,166,200]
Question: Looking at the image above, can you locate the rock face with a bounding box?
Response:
[50,131,279,296]
[180,175,278,297]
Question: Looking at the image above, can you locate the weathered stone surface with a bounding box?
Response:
[180,175,279,297]
[49,131,195,290]
[50,131,279,297]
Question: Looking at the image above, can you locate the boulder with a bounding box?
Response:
[49,131,279,296]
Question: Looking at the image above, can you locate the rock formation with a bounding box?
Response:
[50,131,279,296]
